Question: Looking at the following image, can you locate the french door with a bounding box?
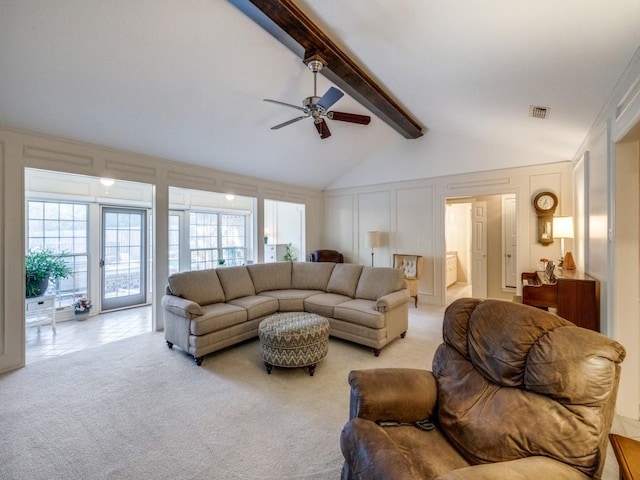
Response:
[101,207,147,311]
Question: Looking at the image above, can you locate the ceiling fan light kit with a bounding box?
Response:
[263,54,371,139]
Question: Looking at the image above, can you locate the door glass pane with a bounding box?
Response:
[102,208,146,310]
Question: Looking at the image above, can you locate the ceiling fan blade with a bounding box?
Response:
[270,115,308,130]
[317,86,344,111]
[263,99,307,112]
[328,111,371,125]
[314,119,331,139]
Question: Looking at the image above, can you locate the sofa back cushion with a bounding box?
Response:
[247,262,292,293]
[355,267,405,300]
[216,266,256,301]
[326,264,364,298]
[167,268,225,306]
[432,298,626,478]
[292,262,336,290]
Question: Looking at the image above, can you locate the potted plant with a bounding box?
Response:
[25,248,72,298]
[283,243,297,262]
[73,296,92,320]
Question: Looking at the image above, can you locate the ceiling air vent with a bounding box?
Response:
[530,105,549,119]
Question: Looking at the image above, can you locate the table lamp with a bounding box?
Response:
[553,216,575,270]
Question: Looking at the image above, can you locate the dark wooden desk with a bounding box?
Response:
[609,434,640,480]
[521,270,599,331]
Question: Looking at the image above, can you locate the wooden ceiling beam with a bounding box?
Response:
[229,0,424,139]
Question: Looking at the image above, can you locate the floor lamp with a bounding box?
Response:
[365,231,381,267]
[553,216,575,270]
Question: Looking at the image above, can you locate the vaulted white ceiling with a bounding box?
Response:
[1,1,639,190]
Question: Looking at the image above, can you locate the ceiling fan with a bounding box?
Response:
[263,55,371,139]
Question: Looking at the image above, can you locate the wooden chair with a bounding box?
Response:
[393,254,423,307]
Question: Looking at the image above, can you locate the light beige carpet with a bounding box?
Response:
[0,305,446,480]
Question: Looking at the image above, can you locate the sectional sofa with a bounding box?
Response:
[162,262,410,365]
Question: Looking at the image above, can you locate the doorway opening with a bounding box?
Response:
[263,199,306,263]
[445,194,517,304]
[24,169,153,362]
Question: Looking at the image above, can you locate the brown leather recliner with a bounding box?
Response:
[340,298,626,480]
[308,249,344,263]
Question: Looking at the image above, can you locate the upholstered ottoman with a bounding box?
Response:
[258,312,329,376]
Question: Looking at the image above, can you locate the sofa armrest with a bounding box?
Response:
[161,295,203,319]
[435,457,590,480]
[376,289,410,312]
[348,368,437,423]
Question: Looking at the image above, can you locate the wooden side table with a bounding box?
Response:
[610,433,640,479]
[25,295,56,334]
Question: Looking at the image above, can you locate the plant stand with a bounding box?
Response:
[75,312,90,321]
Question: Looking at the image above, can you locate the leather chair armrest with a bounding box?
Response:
[435,457,591,480]
[340,418,420,480]
[348,368,437,423]
[376,289,410,312]
[161,295,203,319]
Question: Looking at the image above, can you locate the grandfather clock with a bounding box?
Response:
[533,191,558,244]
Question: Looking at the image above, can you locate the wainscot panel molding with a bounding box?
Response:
[23,145,94,168]
[358,191,391,267]
[105,158,157,178]
[166,170,218,189]
[325,161,573,306]
[324,194,354,262]
[396,185,436,301]
[446,176,511,190]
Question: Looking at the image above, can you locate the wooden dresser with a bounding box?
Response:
[521,269,600,331]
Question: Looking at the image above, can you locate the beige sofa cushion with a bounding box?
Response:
[259,289,322,312]
[333,299,385,329]
[167,268,225,306]
[228,295,279,320]
[355,267,406,301]
[191,303,247,335]
[291,262,335,290]
[216,266,256,301]
[304,292,352,318]
[327,264,364,298]
[247,262,292,293]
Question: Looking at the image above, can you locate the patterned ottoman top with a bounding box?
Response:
[259,312,329,348]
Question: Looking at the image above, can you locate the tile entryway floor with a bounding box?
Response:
[26,306,151,364]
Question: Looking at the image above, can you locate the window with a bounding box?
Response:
[188,212,247,270]
[27,201,89,307]
[168,214,181,275]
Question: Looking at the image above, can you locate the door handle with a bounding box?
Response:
[99,259,105,268]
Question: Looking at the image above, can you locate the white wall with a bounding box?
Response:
[574,47,640,419]
[324,163,573,305]
[0,127,324,373]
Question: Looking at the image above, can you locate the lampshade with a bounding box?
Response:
[553,216,574,239]
[365,231,382,248]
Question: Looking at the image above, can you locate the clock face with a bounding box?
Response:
[536,194,555,210]
[534,192,557,212]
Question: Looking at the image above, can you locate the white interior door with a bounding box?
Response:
[503,195,518,288]
[471,201,488,298]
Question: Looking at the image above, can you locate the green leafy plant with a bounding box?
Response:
[25,249,72,298]
[283,243,297,262]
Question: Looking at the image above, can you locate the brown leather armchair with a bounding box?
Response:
[340,298,626,480]
[308,249,344,263]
